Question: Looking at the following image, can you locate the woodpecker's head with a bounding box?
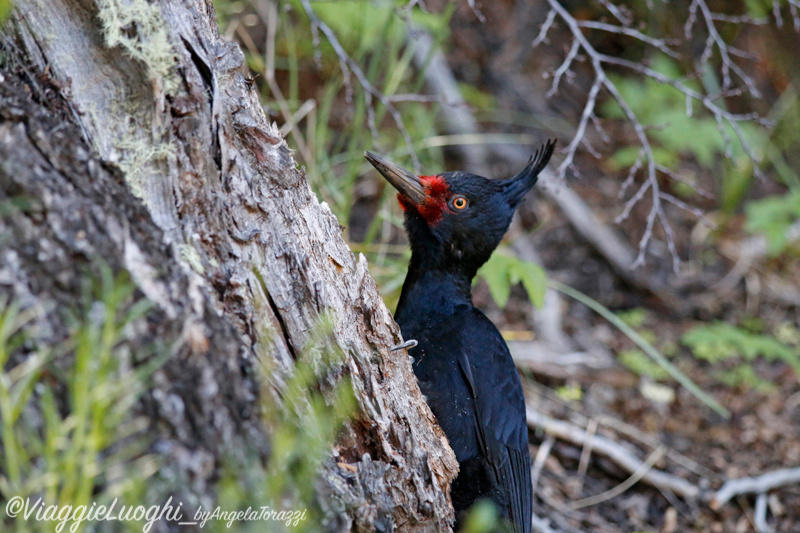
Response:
[365,140,555,276]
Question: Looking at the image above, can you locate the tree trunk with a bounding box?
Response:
[0,1,457,531]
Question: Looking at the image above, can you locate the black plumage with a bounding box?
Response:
[365,140,555,533]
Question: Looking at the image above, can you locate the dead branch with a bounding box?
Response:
[711,467,800,509]
[526,408,702,500]
[531,434,556,494]
[538,0,772,270]
[755,492,773,533]
[408,27,489,172]
[571,446,667,509]
[529,405,800,517]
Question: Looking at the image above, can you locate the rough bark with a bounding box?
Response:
[1,0,458,531]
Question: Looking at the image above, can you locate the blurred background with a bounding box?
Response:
[212,1,800,531]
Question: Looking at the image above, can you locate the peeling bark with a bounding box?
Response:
[1,0,458,530]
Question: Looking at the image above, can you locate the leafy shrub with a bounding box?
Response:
[475,248,547,309]
[745,188,800,256]
[682,322,800,389]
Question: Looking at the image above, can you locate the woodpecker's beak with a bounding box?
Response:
[365,151,426,206]
[502,139,557,207]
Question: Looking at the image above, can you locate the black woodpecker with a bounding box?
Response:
[365,140,555,533]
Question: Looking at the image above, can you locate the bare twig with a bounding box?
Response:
[591,413,717,481]
[542,0,769,269]
[577,20,679,59]
[527,408,702,500]
[571,446,667,509]
[260,2,313,165]
[531,434,556,493]
[532,9,557,48]
[708,12,768,25]
[711,467,800,509]
[755,492,774,533]
[597,0,632,26]
[573,418,598,498]
[655,164,714,200]
[466,0,486,24]
[547,39,580,98]
[691,0,760,97]
[529,405,800,516]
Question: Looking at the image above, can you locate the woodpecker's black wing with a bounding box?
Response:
[456,309,532,533]
[407,307,532,533]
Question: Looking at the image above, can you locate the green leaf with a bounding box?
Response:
[619,349,670,381]
[460,499,500,533]
[476,248,548,309]
[0,0,12,21]
[478,253,512,308]
[745,188,800,256]
[683,322,800,381]
[516,261,547,309]
[601,54,767,209]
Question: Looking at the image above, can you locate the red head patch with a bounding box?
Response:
[398,175,450,224]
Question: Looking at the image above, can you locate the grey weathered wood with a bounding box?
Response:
[3,0,458,530]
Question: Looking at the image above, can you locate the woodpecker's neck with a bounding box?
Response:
[395,252,475,328]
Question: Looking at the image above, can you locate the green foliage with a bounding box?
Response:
[763,84,800,189]
[0,0,12,22]
[604,58,717,168]
[214,312,357,532]
[613,309,676,381]
[459,499,503,533]
[602,56,766,212]
[460,497,521,533]
[615,308,649,329]
[742,79,800,256]
[618,349,670,381]
[311,1,450,51]
[476,248,547,309]
[0,269,164,533]
[745,188,800,256]
[555,382,583,403]
[717,365,775,392]
[458,82,498,111]
[682,322,800,388]
[0,267,355,533]
[743,0,773,18]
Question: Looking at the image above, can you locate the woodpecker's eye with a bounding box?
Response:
[452,196,469,210]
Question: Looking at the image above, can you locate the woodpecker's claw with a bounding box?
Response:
[390,339,418,351]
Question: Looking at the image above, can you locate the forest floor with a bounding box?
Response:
[487,190,800,533]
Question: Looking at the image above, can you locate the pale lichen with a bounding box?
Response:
[96,0,179,93]
[179,243,206,275]
[92,0,180,200]
[116,125,175,199]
